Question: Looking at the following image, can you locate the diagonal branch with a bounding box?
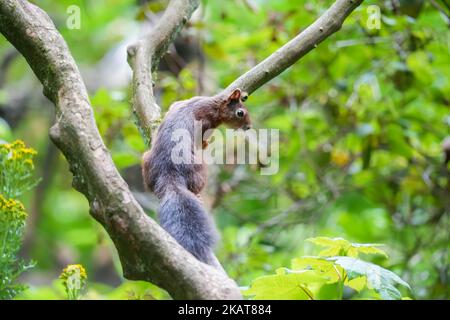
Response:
[0,0,241,299]
[127,0,200,143]
[0,0,365,300]
[226,0,364,95]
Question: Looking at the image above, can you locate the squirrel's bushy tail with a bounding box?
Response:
[158,185,218,266]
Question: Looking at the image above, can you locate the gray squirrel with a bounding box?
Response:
[142,89,252,267]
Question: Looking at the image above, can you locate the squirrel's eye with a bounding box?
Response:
[236,109,245,118]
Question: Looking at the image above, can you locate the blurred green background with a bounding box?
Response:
[0,0,448,299]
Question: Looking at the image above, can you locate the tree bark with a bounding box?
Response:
[127,0,200,144]
[0,0,240,300]
[0,0,364,300]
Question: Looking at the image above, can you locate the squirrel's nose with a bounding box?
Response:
[242,124,252,130]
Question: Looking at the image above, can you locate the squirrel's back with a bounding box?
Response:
[142,96,207,196]
[142,96,220,265]
[142,90,250,267]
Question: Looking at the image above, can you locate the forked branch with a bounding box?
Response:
[0,0,240,300]
[0,0,365,300]
[127,0,200,142]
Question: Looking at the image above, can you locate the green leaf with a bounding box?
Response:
[292,256,335,270]
[406,51,433,85]
[307,236,388,258]
[291,256,341,283]
[243,269,328,300]
[307,237,350,248]
[345,276,366,292]
[328,256,411,300]
[306,237,350,256]
[347,243,388,258]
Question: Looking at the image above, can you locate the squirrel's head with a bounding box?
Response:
[219,88,252,130]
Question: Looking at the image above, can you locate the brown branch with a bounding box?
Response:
[0,0,240,300]
[1,0,365,300]
[127,0,200,143]
[226,0,364,95]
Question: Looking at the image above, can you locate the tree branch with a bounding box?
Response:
[127,0,200,143]
[226,0,364,95]
[0,0,364,300]
[0,0,241,300]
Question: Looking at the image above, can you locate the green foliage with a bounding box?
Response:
[0,0,447,300]
[91,89,145,169]
[0,141,40,198]
[104,281,170,300]
[0,118,12,142]
[59,264,88,300]
[243,269,327,300]
[243,237,411,300]
[16,279,170,300]
[0,141,38,299]
[0,195,34,299]
[208,0,448,299]
[329,256,410,300]
[306,237,388,258]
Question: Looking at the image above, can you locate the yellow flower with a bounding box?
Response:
[11,140,25,148]
[0,143,11,152]
[0,195,27,222]
[11,150,22,160]
[1,140,37,169]
[21,148,37,155]
[59,264,88,300]
[60,264,88,282]
[331,150,350,167]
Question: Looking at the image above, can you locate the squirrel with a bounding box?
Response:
[142,88,252,268]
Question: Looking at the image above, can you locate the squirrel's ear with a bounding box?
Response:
[227,88,241,104]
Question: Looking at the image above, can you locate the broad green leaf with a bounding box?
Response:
[318,246,344,257]
[307,236,388,258]
[307,237,350,248]
[314,283,342,300]
[345,276,366,292]
[243,269,328,300]
[328,257,411,300]
[291,256,335,270]
[291,256,341,283]
[347,244,388,258]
